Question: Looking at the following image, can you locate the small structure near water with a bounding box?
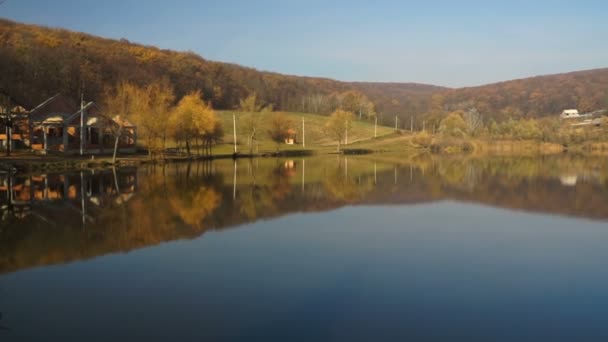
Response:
[285,128,297,145]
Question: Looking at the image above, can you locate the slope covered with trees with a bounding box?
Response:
[0,18,441,118]
[442,69,608,121]
[1,18,607,128]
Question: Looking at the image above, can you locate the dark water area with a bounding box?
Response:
[1,154,608,341]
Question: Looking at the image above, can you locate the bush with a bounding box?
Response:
[411,131,432,147]
[439,111,468,138]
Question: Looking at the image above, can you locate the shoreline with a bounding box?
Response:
[0,139,605,174]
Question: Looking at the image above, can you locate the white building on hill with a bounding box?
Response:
[560,109,581,119]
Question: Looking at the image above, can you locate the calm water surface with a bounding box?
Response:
[1,154,608,341]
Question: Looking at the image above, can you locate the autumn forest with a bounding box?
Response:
[2,18,608,131]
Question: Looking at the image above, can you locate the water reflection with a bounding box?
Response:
[0,154,607,274]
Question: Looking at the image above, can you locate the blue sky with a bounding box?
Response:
[2,0,608,87]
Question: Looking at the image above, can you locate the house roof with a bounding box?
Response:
[113,115,136,127]
[66,101,98,125]
[41,116,65,125]
[29,94,79,123]
[28,94,137,129]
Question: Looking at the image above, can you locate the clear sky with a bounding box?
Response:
[2,0,607,87]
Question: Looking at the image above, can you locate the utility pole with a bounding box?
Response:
[395,115,398,131]
[302,117,305,148]
[345,122,348,145]
[80,92,84,156]
[4,106,12,157]
[410,115,414,132]
[232,113,237,153]
[374,116,377,138]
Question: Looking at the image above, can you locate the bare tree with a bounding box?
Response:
[463,107,483,136]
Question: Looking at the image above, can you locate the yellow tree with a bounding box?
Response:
[132,80,175,159]
[102,81,143,164]
[171,91,216,156]
[169,92,203,156]
[267,112,292,152]
[326,109,354,152]
[202,121,224,156]
[191,96,218,156]
[438,111,468,137]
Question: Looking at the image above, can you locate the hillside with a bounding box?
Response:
[442,68,608,121]
[0,18,442,117]
[1,18,607,128]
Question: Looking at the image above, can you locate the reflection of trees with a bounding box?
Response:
[322,160,375,202]
[236,161,293,220]
[270,163,292,201]
[170,186,221,228]
[3,155,608,275]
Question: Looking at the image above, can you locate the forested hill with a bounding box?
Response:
[0,18,443,116]
[1,18,607,126]
[442,68,608,122]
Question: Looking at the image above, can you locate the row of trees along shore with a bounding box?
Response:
[105,82,364,159]
[410,106,608,150]
[104,81,222,160]
[106,80,607,160]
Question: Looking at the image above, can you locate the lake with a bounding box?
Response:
[1,154,608,341]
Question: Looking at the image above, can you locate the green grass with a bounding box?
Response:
[214,111,395,153]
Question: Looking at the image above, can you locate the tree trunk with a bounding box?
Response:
[186,140,191,157]
[112,135,120,164]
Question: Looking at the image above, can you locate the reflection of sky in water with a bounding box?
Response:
[2,202,608,341]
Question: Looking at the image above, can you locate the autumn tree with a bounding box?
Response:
[326,109,354,152]
[338,91,376,120]
[169,95,197,156]
[102,81,143,164]
[267,112,292,152]
[239,93,264,112]
[240,93,273,153]
[132,80,175,159]
[170,91,214,156]
[423,94,446,132]
[192,99,219,156]
[202,121,224,156]
[439,111,467,137]
[463,107,483,136]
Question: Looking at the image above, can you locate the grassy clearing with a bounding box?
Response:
[215,111,395,153]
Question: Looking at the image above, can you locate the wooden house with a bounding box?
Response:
[0,104,29,150]
[2,94,137,154]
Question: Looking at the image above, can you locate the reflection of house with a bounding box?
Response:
[285,128,297,144]
[284,160,297,177]
[0,94,137,154]
[0,168,138,221]
[560,175,578,187]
